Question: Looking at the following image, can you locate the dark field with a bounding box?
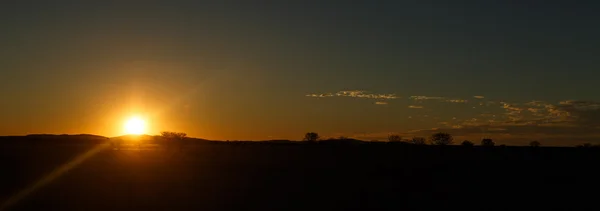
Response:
[2,137,600,210]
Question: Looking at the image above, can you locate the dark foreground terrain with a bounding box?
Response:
[1,136,600,210]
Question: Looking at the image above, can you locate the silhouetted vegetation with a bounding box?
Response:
[429,132,453,145]
[388,134,402,142]
[161,131,187,140]
[303,132,320,142]
[461,140,474,146]
[3,133,600,210]
[530,141,541,147]
[481,138,495,147]
[409,137,427,145]
[161,131,187,150]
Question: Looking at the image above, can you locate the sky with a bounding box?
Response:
[1,1,599,145]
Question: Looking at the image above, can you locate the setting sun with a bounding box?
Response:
[124,117,147,135]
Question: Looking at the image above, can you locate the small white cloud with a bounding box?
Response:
[335,90,399,99]
[305,93,334,98]
[375,101,388,105]
[409,96,445,100]
[473,96,485,99]
[408,105,424,109]
[446,99,468,103]
[307,90,398,99]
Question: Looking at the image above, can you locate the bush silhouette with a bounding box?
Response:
[410,137,426,145]
[304,132,320,142]
[430,133,453,145]
[161,131,187,150]
[461,140,474,147]
[388,134,402,142]
[530,141,541,147]
[161,131,187,140]
[481,139,495,147]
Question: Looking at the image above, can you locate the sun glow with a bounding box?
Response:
[124,116,147,135]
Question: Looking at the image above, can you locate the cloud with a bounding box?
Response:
[409,96,467,103]
[305,93,334,98]
[423,99,600,145]
[335,90,399,99]
[326,98,600,145]
[559,100,600,111]
[375,101,388,105]
[473,96,485,99]
[306,90,398,99]
[490,100,600,126]
[446,99,468,103]
[409,96,445,100]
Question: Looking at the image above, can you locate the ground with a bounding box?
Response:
[1,139,599,210]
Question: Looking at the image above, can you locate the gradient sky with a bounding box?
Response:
[1,1,599,145]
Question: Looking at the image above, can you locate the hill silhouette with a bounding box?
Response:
[1,134,600,210]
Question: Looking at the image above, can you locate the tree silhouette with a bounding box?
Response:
[481,138,495,147]
[161,131,187,140]
[161,131,187,150]
[461,140,474,147]
[430,133,453,145]
[388,134,402,142]
[530,141,541,147]
[410,137,426,145]
[304,132,320,142]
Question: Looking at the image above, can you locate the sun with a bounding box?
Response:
[124,117,147,135]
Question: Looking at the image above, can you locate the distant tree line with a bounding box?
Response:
[302,132,555,147]
[161,131,187,150]
[112,130,600,149]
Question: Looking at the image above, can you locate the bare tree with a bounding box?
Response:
[461,140,474,147]
[304,132,320,142]
[530,141,541,147]
[481,138,495,147]
[430,133,453,145]
[410,137,426,145]
[388,134,402,142]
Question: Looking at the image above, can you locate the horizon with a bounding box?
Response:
[0,133,593,147]
[1,1,600,145]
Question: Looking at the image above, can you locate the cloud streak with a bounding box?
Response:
[409,96,445,100]
[409,96,468,103]
[306,90,398,99]
[446,99,468,103]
